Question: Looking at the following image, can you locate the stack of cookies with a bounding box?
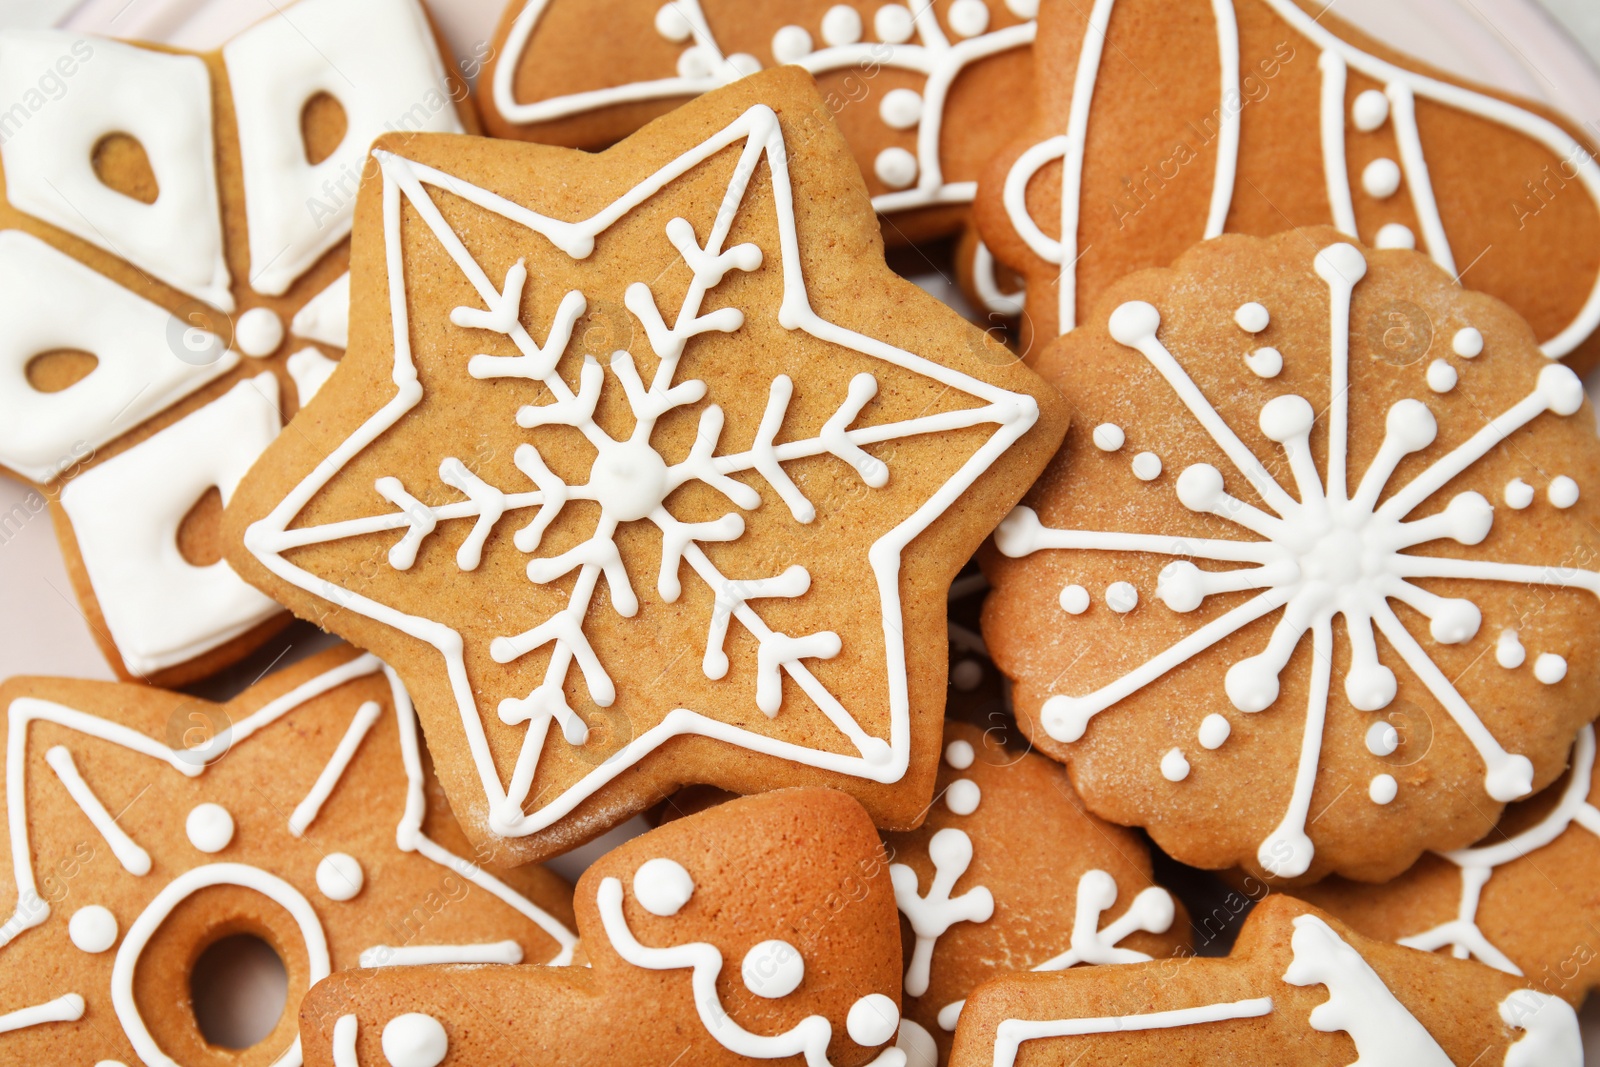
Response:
[1,1,1598,1064]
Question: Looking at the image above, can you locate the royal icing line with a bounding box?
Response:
[490,0,1035,221]
[0,654,578,1060]
[222,0,463,297]
[597,873,904,1065]
[996,241,1596,878]
[43,746,151,876]
[289,699,382,836]
[1395,725,1600,974]
[244,104,1039,839]
[0,993,84,1037]
[892,828,994,997]
[1002,0,1600,354]
[991,997,1274,1067]
[358,940,524,968]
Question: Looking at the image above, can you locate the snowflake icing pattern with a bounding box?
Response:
[998,241,1597,878]
[246,103,1038,840]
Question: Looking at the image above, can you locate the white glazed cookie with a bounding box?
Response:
[299,788,906,1067]
[479,0,1037,266]
[0,0,467,684]
[982,228,1600,883]
[222,68,1068,866]
[973,0,1600,367]
[946,895,1582,1067]
[0,647,577,1066]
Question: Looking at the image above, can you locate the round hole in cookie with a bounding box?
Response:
[91,132,159,204]
[190,933,289,1050]
[300,91,349,167]
[177,487,225,568]
[24,348,98,393]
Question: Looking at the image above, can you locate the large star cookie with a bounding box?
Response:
[982,229,1600,883]
[300,788,906,1067]
[1300,722,1600,1005]
[947,895,1580,1067]
[0,647,576,1066]
[973,0,1600,367]
[223,68,1067,865]
[886,721,1186,1067]
[479,0,1036,256]
[0,0,468,685]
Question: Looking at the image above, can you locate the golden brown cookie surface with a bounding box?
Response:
[299,788,904,1067]
[224,68,1068,866]
[982,229,1600,883]
[0,647,576,1066]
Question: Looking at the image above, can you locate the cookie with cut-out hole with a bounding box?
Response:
[972,0,1600,368]
[1298,722,1600,1006]
[477,0,1037,254]
[884,721,1188,1067]
[0,0,473,686]
[0,646,577,1066]
[221,67,1068,867]
[299,787,906,1067]
[947,893,1580,1067]
[982,227,1600,884]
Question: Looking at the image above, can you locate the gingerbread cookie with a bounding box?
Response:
[299,788,907,1067]
[973,0,1600,366]
[982,229,1600,883]
[0,0,471,685]
[885,721,1187,1067]
[223,68,1068,866]
[0,647,577,1065]
[479,0,1037,258]
[947,894,1581,1066]
[1299,723,1600,1006]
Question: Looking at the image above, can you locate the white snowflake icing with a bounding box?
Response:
[997,240,1596,878]
[244,104,1038,840]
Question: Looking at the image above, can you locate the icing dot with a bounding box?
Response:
[822,5,864,45]
[234,307,284,358]
[1234,302,1270,333]
[634,857,695,916]
[677,45,717,79]
[946,778,981,815]
[1535,653,1568,684]
[847,993,900,1047]
[1549,476,1580,509]
[1366,720,1399,757]
[1105,582,1138,613]
[69,905,117,953]
[1505,478,1534,509]
[879,87,923,129]
[1197,714,1230,750]
[944,739,975,770]
[947,0,990,37]
[951,659,982,691]
[1352,89,1390,131]
[1246,347,1282,378]
[1375,223,1416,250]
[1496,629,1526,669]
[1059,584,1090,614]
[654,2,693,42]
[897,1018,939,1066]
[874,4,914,42]
[771,25,814,62]
[186,803,234,853]
[1453,327,1484,357]
[1131,452,1162,481]
[1092,423,1125,451]
[1425,359,1457,393]
[1160,748,1190,782]
[724,53,763,79]
[1006,0,1041,14]
[874,147,918,189]
[1361,158,1402,199]
[1369,773,1398,805]
[316,853,365,901]
[741,939,804,998]
[382,1013,448,1067]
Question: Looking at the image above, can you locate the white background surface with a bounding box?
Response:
[0,0,1598,1058]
